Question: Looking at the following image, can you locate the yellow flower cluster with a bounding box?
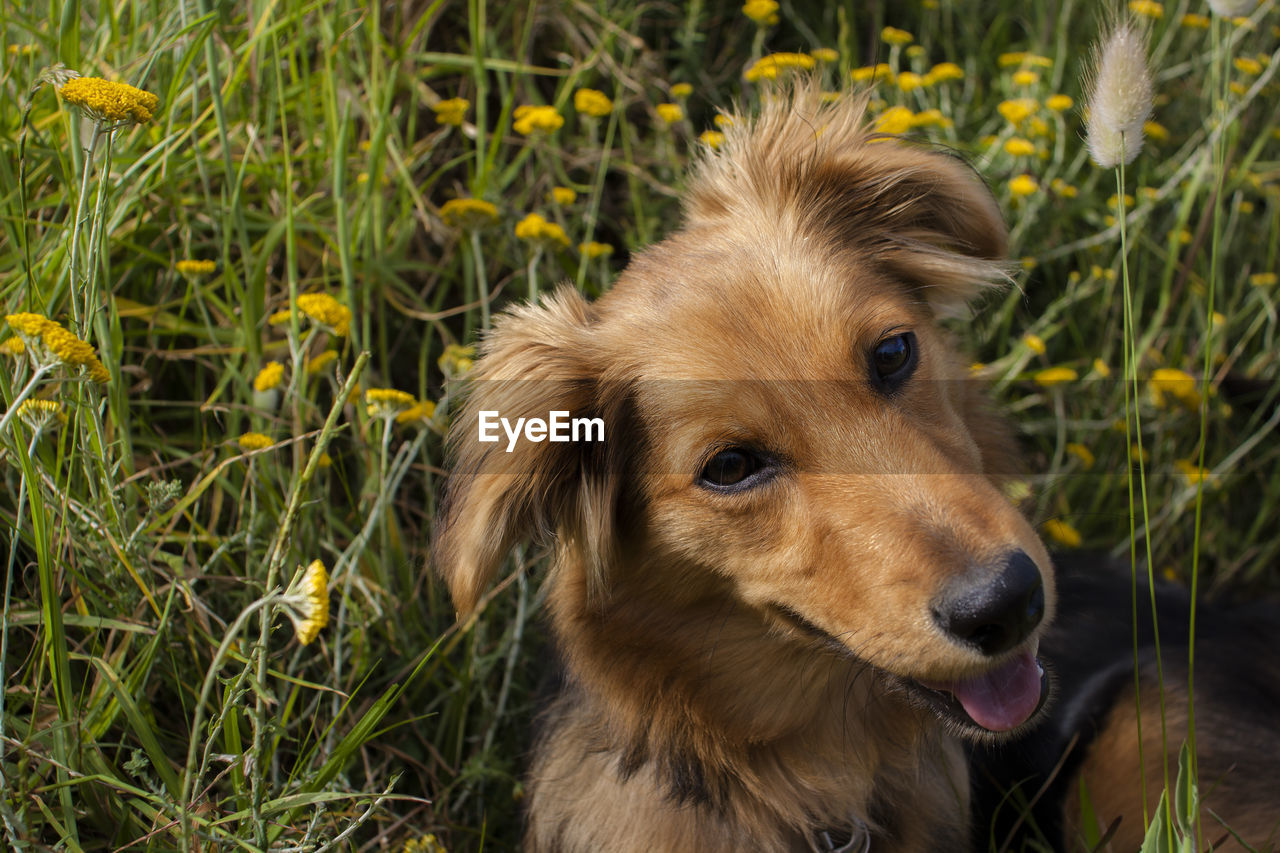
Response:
[671,82,693,98]
[176,259,217,275]
[59,76,159,124]
[1009,175,1039,197]
[699,130,726,148]
[881,27,914,46]
[269,293,352,337]
[514,213,569,247]
[0,336,25,355]
[253,361,285,392]
[1044,519,1082,548]
[433,97,469,126]
[574,88,613,118]
[1034,366,1077,387]
[395,399,437,426]
[809,48,839,64]
[440,197,499,229]
[439,343,475,377]
[238,432,273,451]
[744,52,815,82]
[287,560,330,645]
[1150,367,1201,409]
[741,0,779,25]
[365,387,416,418]
[306,350,338,374]
[4,312,110,383]
[1129,0,1164,18]
[998,52,1053,69]
[1066,443,1095,470]
[549,186,577,205]
[514,104,564,135]
[655,103,683,124]
[579,241,614,259]
[16,399,67,430]
[1045,94,1074,112]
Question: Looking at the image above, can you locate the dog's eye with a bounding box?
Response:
[871,332,917,392]
[700,448,766,489]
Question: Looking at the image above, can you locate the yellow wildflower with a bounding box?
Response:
[549,186,577,205]
[307,350,338,374]
[513,104,564,135]
[5,312,52,338]
[432,97,469,126]
[440,197,499,230]
[1023,333,1047,354]
[1044,519,1082,548]
[699,130,726,148]
[1008,174,1039,197]
[365,387,416,418]
[285,560,329,645]
[1130,443,1150,463]
[1150,367,1200,409]
[58,76,158,124]
[999,52,1053,68]
[896,72,925,92]
[176,259,217,275]
[574,88,613,118]
[1129,0,1164,18]
[1174,459,1214,487]
[514,213,570,248]
[911,109,951,129]
[1234,56,1263,75]
[237,432,273,451]
[16,399,67,430]
[1143,120,1169,142]
[713,114,734,129]
[874,106,915,135]
[1066,443,1095,470]
[317,452,333,468]
[1181,13,1211,28]
[395,399,437,426]
[0,336,25,356]
[253,362,285,392]
[1107,193,1136,209]
[579,241,615,259]
[810,48,839,63]
[881,26,914,46]
[1050,178,1079,198]
[745,52,816,82]
[655,103,684,124]
[925,62,964,83]
[851,64,895,84]
[402,834,448,853]
[41,324,111,383]
[1004,137,1036,156]
[296,293,352,336]
[1012,70,1040,87]
[670,82,694,98]
[1046,94,1074,112]
[1249,272,1277,287]
[439,344,475,378]
[1034,367,1078,387]
[741,0,779,24]
[998,98,1039,125]
[1092,359,1112,378]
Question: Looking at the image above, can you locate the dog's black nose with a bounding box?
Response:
[932,551,1045,656]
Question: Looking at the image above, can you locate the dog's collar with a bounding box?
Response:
[811,817,871,853]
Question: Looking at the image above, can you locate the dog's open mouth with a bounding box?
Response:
[910,649,1048,735]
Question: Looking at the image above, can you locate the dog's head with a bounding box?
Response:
[434,86,1054,740]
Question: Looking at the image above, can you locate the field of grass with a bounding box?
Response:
[1,0,1278,849]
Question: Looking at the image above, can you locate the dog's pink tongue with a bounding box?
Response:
[943,651,1043,732]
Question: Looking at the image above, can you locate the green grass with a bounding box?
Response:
[0,1,1277,850]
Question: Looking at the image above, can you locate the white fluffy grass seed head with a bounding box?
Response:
[1207,0,1255,16]
[1084,19,1154,168]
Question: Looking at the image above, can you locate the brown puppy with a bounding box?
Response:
[434,86,1054,851]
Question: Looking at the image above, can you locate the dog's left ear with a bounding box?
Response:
[860,149,1011,317]
[432,287,621,615]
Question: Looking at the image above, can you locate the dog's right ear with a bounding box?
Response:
[432,286,617,615]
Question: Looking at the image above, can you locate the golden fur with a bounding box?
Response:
[434,86,1056,851]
